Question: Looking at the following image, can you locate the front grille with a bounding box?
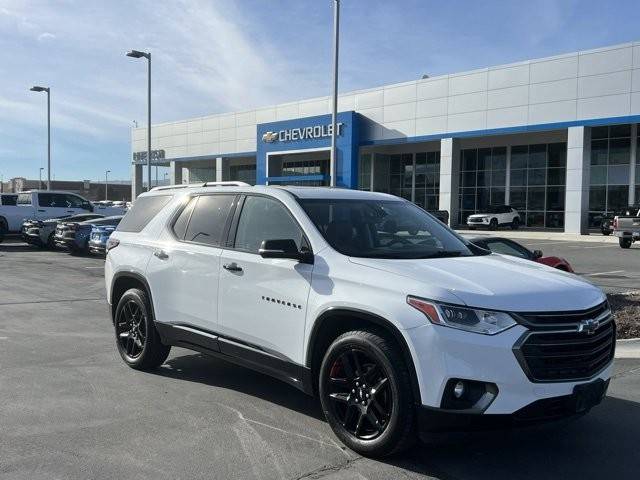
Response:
[514,318,615,382]
[515,301,609,329]
[467,217,484,223]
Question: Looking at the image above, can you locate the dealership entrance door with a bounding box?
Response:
[266,149,330,186]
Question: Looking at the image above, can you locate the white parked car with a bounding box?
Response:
[467,205,521,230]
[105,184,613,457]
[0,190,126,234]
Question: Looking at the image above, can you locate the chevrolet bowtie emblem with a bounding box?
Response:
[262,131,278,143]
[577,318,600,335]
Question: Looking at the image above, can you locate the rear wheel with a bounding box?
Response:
[114,288,170,370]
[489,218,499,230]
[620,238,632,249]
[319,330,416,457]
[511,218,520,230]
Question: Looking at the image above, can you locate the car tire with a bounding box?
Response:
[602,229,611,236]
[319,330,416,457]
[46,232,56,249]
[511,218,520,230]
[489,218,498,230]
[114,288,171,370]
[468,226,476,230]
[620,238,632,249]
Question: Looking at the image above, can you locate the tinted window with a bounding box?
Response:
[117,195,172,233]
[38,193,66,207]
[184,195,235,246]
[1,195,17,206]
[235,196,303,253]
[172,197,197,240]
[64,194,85,208]
[483,239,530,259]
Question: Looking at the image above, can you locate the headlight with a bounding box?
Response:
[407,296,517,335]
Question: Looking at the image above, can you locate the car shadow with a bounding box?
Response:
[151,352,325,421]
[151,352,640,479]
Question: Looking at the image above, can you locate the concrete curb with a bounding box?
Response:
[455,229,620,244]
[616,339,640,359]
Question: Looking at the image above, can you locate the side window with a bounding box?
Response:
[117,195,172,233]
[485,240,530,259]
[65,195,85,208]
[234,196,303,253]
[184,195,235,246]
[38,193,55,207]
[172,197,197,240]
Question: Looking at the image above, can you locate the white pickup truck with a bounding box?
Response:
[613,208,640,248]
[0,190,127,234]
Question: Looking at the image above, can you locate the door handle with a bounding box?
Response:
[223,262,243,272]
[38,209,46,212]
[153,249,169,260]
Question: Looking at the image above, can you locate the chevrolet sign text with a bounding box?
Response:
[262,123,344,143]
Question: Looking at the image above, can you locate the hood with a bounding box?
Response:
[349,253,604,312]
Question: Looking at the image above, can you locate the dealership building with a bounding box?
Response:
[131,41,640,233]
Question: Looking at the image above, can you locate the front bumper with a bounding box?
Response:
[405,322,614,418]
[418,378,609,432]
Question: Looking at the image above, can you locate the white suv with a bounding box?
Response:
[467,205,521,230]
[105,183,613,457]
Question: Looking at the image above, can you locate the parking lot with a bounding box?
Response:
[1,238,639,480]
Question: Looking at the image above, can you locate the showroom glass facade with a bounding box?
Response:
[588,124,633,227]
[458,147,507,224]
[509,142,567,228]
[358,151,441,212]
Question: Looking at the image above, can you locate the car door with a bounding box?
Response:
[217,195,313,365]
[35,193,71,219]
[145,194,237,332]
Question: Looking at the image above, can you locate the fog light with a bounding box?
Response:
[453,381,465,399]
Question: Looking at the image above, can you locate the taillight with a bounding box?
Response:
[106,237,120,252]
[613,218,618,229]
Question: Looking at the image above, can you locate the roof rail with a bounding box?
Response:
[202,181,251,187]
[149,184,193,191]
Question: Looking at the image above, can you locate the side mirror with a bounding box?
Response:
[532,249,543,259]
[259,239,312,263]
[82,201,93,212]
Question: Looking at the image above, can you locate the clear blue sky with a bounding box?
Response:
[1,0,639,182]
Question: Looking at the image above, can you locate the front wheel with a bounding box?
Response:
[319,330,416,457]
[489,218,499,230]
[619,238,632,249]
[114,288,171,370]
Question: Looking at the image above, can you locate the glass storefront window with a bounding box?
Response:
[588,124,633,227]
[508,142,567,228]
[358,154,372,191]
[458,146,507,223]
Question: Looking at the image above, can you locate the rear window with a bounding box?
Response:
[17,193,32,205]
[183,195,235,246]
[116,195,171,233]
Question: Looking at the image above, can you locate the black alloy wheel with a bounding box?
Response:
[114,288,171,370]
[326,348,392,440]
[489,218,499,230]
[511,217,520,230]
[116,299,147,360]
[319,330,415,457]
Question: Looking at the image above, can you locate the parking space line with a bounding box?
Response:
[584,270,626,277]
[567,245,617,249]
[520,241,568,246]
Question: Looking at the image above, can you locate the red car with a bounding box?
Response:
[467,236,574,272]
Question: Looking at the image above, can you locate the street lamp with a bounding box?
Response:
[39,167,44,189]
[30,85,51,190]
[329,0,340,187]
[105,170,111,201]
[126,49,151,193]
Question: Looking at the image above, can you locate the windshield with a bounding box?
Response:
[298,198,481,259]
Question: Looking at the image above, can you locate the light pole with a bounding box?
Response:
[30,86,51,190]
[330,0,340,187]
[39,167,44,189]
[126,49,151,192]
[164,172,168,185]
[105,170,111,201]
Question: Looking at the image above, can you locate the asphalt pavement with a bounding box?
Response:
[1,239,639,480]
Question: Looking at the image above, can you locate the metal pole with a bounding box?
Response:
[39,168,42,189]
[47,89,51,190]
[105,170,109,200]
[147,54,152,192]
[330,0,340,187]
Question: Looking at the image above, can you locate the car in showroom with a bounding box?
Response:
[55,215,122,253]
[105,183,613,457]
[466,205,521,230]
[22,213,104,249]
[466,236,574,272]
